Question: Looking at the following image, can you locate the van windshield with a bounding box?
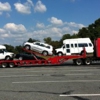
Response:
[3,49,8,52]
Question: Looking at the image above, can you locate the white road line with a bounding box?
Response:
[65,73,93,76]
[0,73,93,78]
[60,94,100,97]
[0,75,39,78]
[12,80,100,84]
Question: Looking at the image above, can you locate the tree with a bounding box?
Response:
[27,38,39,42]
[78,27,90,38]
[15,45,23,53]
[77,18,100,41]
[4,44,15,53]
[60,34,71,45]
[44,37,52,44]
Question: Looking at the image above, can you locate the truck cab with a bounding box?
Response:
[0,45,14,60]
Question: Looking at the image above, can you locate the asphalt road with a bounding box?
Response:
[0,62,100,100]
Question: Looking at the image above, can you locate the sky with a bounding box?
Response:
[0,0,100,46]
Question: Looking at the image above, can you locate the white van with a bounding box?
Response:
[55,38,94,56]
[0,45,14,60]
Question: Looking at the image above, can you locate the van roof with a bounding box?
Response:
[0,45,6,49]
[63,38,91,44]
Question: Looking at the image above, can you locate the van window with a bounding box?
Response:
[66,49,70,53]
[78,44,82,47]
[84,43,88,47]
[66,44,70,48]
[75,44,77,47]
[0,49,4,53]
[78,43,88,47]
[89,43,92,47]
[71,44,74,48]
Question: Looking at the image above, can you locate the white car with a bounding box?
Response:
[23,42,53,56]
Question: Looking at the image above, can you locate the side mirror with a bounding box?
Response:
[63,46,65,49]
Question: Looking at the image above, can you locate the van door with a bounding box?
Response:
[70,44,74,54]
[70,40,79,55]
[0,49,5,59]
[72,40,80,54]
[65,44,71,55]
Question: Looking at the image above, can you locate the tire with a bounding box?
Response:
[42,51,48,56]
[19,57,23,60]
[9,63,15,68]
[83,58,91,65]
[73,59,76,65]
[25,45,30,50]
[1,63,7,68]
[5,56,11,60]
[74,59,82,66]
[57,52,63,56]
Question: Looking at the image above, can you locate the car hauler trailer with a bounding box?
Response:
[0,38,100,68]
[0,47,87,68]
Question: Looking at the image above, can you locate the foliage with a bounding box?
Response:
[4,44,15,53]
[77,18,100,42]
[27,38,39,42]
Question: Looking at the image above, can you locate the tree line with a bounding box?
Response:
[4,18,100,53]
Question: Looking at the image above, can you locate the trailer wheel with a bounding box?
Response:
[57,52,63,56]
[74,59,82,66]
[19,57,23,60]
[1,63,7,68]
[83,58,91,65]
[9,63,15,68]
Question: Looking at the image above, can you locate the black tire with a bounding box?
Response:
[57,52,63,56]
[73,59,76,65]
[25,45,31,50]
[42,51,48,56]
[83,58,91,65]
[1,63,7,68]
[74,59,82,66]
[9,63,15,68]
[19,57,23,60]
[5,56,11,60]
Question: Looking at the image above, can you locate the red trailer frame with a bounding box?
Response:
[0,47,87,68]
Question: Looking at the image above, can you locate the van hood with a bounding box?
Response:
[55,48,62,51]
[4,52,14,55]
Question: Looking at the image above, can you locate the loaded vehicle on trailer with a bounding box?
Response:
[0,37,100,68]
[23,41,53,56]
[55,38,94,56]
[14,52,45,60]
[72,38,100,65]
[0,45,14,60]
